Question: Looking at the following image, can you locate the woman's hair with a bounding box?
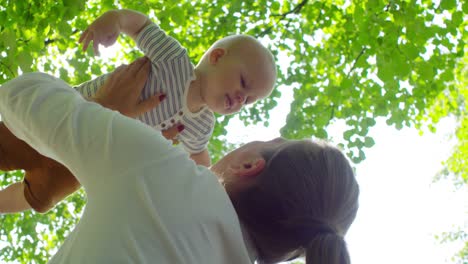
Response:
[230,140,359,263]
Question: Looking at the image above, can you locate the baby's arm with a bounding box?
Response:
[79,9,151,55]
[116,9,151,40]
[0,183,30,213]
[190,149,211,167]
[181,134,213,167]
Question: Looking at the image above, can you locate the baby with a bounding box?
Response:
[0,9,276,213]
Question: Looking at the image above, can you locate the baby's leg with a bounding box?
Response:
[0,122,81,213]
[0,182,31,213]
[0,122,40,213]
[0,122,43,171]
[23,160,81,213]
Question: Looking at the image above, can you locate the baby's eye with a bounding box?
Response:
[240,76,246,88]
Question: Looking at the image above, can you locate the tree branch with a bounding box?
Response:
[346,47,367,79]
[0,60,16,78]
[44,29,80,46]
[271,0,309,18]
[258,0,310,37]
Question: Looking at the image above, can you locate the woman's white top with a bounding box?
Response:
[0,72,256,264]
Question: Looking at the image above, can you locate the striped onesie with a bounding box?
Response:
[75,23,215,154]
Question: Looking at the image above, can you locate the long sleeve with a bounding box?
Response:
[136,23,186,63]
[0,72,175,194]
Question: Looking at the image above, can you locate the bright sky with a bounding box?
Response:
[346,119,466,264]
[223,84,467,264]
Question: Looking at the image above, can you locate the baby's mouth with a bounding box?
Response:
[225,94,232,110]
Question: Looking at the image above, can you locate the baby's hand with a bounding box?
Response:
[79,10,121,56]
[161,124,184,145]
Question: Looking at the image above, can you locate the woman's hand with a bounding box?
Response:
[93,56,160,118]
[92,56,184,142]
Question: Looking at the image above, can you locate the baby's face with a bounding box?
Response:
[200,44,276,115]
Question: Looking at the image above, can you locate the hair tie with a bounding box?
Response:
[315,223,336,235]
[286,219,336,245]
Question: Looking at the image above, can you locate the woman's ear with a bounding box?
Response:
[209,48,226,64]
[232,158,266,179]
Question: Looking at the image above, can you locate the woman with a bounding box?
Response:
[0,57,359,263]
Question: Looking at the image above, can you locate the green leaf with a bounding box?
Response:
[271,2,280,12]
[364,136,375,147]
[440,0,457,10]
[343,129,355,140]
[170,7,185,25]
[2,30,16,50]
[451,11,463,27]
[17,51,34,72]
[402,43,420,60]
[377,66,394,83]
[394,54,411,78]
[419,62,434,81]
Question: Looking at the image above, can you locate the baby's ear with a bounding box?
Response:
[209,48,226,64]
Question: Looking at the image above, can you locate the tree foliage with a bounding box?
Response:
[434,53,468,187]
[433,43,468,264]
[0,0,466,263]
[436,229,468,264]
